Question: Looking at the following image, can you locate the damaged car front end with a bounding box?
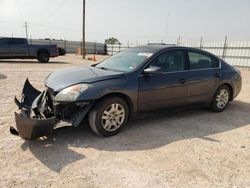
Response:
[11,79,93,140]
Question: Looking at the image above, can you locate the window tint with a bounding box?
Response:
[0,38,9,45]
[150,50,185,72]
[188,51,219,70]
[8,38,26,45]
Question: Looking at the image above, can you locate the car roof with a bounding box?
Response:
[0,37,26,40]
[129,45,220,59]
[128,45,186,53]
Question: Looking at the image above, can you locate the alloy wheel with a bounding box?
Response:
[101,103,125,132]
[216,89,229,109]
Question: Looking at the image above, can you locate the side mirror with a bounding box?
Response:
[143,66,162,74]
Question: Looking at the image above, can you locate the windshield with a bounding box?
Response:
[96,49,153,72]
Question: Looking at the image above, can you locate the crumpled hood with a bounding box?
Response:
[45,66,123,91]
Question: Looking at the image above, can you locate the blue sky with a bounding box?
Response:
[0,0,249,44]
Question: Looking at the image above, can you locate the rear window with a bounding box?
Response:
[188,51,219,70]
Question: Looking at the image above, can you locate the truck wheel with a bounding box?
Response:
[37,53,49,63]
[88,97,129,137]
[209,85,231,112]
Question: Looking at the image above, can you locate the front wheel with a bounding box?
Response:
[88,97,129,137]
[210,85,231,112]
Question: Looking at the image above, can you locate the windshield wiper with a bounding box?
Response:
[98,66,108,70]
[96,66,124,73]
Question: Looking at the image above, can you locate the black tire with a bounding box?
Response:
[210,85,231,112]
[37,52,50,63]
[88,97,129,137]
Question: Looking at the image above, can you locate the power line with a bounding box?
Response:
[43,0,67,20]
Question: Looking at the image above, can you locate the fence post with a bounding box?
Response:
[222,36,228,60]
[94,41,97,54]
[104,44,107,55]
[64,40,67,52]
[177,36,181,45]
[112,45,114,55]
[199,37,203,49]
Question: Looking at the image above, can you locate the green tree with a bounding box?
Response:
[105,37,121,45]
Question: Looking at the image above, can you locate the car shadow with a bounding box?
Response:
[0,60,69,64]
[0,74,7,80]
[20,100,250,172]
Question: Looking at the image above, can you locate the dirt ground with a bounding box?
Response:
[0,54,249,188]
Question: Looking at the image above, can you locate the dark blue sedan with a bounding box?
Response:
[11,45,242,139]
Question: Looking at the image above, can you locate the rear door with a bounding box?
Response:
[138,49,189,111]
[186,50,221,104]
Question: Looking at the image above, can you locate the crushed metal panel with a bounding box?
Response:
[21,79,41,109]
[11,79,57,140]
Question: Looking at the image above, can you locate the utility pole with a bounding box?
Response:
[165,11,170,43]
[30,35,32,44]
[24,22,29,40]
[222,35,228,60]
[177,36,181,45]
[82,0,86,59]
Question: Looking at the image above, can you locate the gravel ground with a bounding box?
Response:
[0,54,249,188]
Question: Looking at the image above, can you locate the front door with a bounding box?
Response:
[138,49,189,112]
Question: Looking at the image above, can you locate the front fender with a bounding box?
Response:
[77,77,138,112]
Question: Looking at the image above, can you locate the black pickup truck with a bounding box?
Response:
[0,37,58,63]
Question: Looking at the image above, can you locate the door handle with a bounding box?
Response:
[214,73,222,78]
[179,78,186,84]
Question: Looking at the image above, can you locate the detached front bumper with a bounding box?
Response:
[13,112,56,140]
[11,79,93,140]
[11,79,57,140]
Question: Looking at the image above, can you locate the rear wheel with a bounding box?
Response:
[210,85,230,112]
[37,52,49,63]
[88,97,129,137]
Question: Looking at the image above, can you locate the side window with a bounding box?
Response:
[8,38,26,45]
[188,51,219,70]
[150,50,185,73]
[0,38,9,45]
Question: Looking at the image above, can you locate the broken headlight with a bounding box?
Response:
[54,84,89,102]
